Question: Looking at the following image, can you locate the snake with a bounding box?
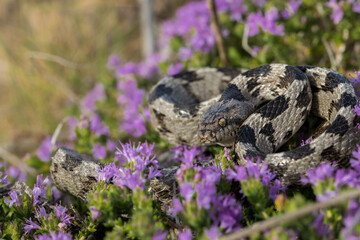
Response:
[148,64,360,185]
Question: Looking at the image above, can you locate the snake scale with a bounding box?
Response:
[148,64,360,185]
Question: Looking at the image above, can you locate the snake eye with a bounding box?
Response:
[218,118,227,127]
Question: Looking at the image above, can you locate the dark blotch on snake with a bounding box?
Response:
[320,145,342,162]
[217,67,242,79]
[152,109,172,133]
[353,114,360,127]
[323,72,347,91]
[219,84,246,101]
[295,85,311,108]
[172,70,202,82]
[237,125,257,145]
[283,144,315,160]
[257,95,290,120]
[148,84,173,103]
[279,66,307,89]
[245,148,266,160]
[340,92,357,108]
[284,130,293,140]
[242,64,271,78]
[326,115,349,137]
[259,122,276,143]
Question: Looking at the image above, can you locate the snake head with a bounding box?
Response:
[198,99,253,146]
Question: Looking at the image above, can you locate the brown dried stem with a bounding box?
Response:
[207,0,229,66]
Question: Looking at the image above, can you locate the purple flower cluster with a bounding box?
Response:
[54,203,73,229]
[227,158,284,200]
[108,53,161,79]
[171,149,242,234]
[32,174,50,206]
[35,231,72,240]
[161,0,292,56]
[301,146,360,237]
[0,170,9,184]
[326,0,360,24]
[37,136,53,162]
[247,8,285,36]
[97,141,161,190]
[117,78,149,137]
[4,190,19,207]
[89,114,109,137]
[81,83,105,113]
[326,0,344,24]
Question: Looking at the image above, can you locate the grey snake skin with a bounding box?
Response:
[148,64,360,185]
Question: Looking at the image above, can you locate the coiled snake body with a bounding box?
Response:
[149,64,360,185]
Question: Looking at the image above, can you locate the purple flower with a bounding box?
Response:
[81,83,105,113]
[269,179,285,200]
[38,206,49,218]
[178,47,193,61]
[227,0,248,22]
[300,136,313,146]
[178,229,192,240]
[152,229,167,240]
[115,62,138,77]
[147,166,162,179]
[37,136,52,162]
[117,78,147,137]
[353,2,360,12]
[115,141,157,168]
[334,169,358,187]
[288,0,302,14]
[67,116,78,140]
[223,148,232,161]
[302,162,336,185]
[114,169,146,190]
[136,53,161,78]
[97,162,119,182]
[167,63,183,75]
[90,114,109,136]
[107,54,121,69]
[54,203,73,225]
[107,139,117,152]
[169,198,183,216]
[4,190,19,207]
[349,71,360,88]
[215,194,243,232]
[23,217,41,233]
[180,183,194,202]
[350,145,360,172]
[206,225,220,240]
[35,174,50,189]
[0,170,9,184]
[312,213,330,236]
[316,190,338,202]
[263,8,284,35]
[35,231,73,240]
[32,187,43,206]
[246,11,263,36]
[326,0,344,24]
[226,165,248,182]
[78,115,89,129]
[196,179,217,210]
[52,187,62,202]
[93,144,107,159]
[90,206,101,220]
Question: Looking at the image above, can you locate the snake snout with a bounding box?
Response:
[198,129,216,143]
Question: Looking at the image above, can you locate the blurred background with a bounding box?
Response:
[1,0,360,159]
[0,0,190,155]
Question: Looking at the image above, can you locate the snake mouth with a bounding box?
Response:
[198,129,217,143]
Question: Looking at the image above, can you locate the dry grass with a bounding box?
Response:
[0,0,197,154]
